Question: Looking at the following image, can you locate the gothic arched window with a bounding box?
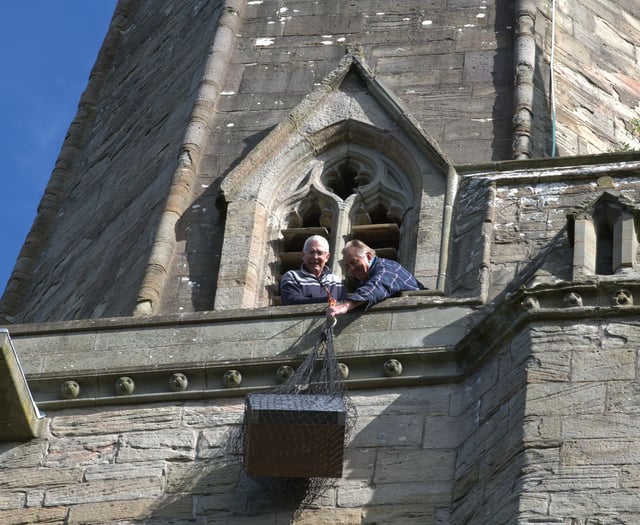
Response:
[275,145,418,302]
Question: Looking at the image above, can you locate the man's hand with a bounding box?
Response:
[326,300,363,320]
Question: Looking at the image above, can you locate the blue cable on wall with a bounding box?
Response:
[550,0,557,157]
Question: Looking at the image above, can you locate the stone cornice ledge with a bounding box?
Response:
[5,282,640,410]
[458,279,640,376]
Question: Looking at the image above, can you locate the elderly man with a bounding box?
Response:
[280,235,346,305]
[327,239,424,318]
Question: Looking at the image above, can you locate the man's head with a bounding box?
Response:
[302,235,331,277]
[343,239,375,281]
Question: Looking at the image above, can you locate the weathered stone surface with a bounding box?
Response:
[49,406,183,436]
[562,438,640,466]
[349,414,424,448]
[291,508,363,525]
[44,436,118,468]
[195,426,240,459]
[342,447,376,480]
[0,506,67,525]
[165,461,240,494]
[361,504,437,525]
[0,439,47,468]
[83,461,166,482]
[66,498,161,524]
[0,467,82,490]
[181,400,244,427]
[44,477,164,506]
[525,383,607,416]
[117,429,197,462]
[0,491,25,511]
[422,414,476,449]
[375,448,456,484]
[548,489,640,517]
[606,380,640,414]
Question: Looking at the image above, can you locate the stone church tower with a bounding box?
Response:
[1,0,640,523]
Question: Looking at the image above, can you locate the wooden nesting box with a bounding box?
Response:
[244,393,346,478]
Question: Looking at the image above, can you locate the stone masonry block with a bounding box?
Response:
[44,478,164,506]
[50,406,184,436]
[562,438,640,466]
[562,413,640,439]
[166,461,240,494]
[349,414,423,448]
[45,436,118,468]
[375,448,456,484]
[66,499,162,524]
[525,383,606,416]
[571,346,636,382]
[117,429,197,463]
[0,492,25,511]
[0,507,68,524]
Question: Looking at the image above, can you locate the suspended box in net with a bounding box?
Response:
[244,393,346,478]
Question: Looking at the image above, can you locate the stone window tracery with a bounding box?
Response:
[275,146,418,302]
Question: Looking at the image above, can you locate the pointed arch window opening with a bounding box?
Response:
[571,194,639,279]
[276,148,419,302]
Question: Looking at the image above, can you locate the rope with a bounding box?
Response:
[234,312,357,508]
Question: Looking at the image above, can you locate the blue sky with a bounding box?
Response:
[0,1,117,295]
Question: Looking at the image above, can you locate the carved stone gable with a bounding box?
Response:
[215,49,453,309]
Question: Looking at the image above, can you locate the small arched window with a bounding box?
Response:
[570,192,639,278]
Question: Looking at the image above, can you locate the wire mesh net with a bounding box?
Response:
[235,323,357,505]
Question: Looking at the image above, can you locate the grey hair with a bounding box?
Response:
[343,239,375,257]
[303,235,330,253]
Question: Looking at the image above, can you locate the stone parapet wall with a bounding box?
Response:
[4,282,640,522]
[8,296,471,410]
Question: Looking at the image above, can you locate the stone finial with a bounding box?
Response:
[613,289,633,306]
[563,292,583,307]
[60,380,80,400]
[169,373,189,392]
[115,376,135,396]
[276,365,294,383]
[383,359,403,377]
[223,369,242,388]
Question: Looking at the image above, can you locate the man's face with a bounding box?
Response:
[344,247,372,281]
[302,240,330,277]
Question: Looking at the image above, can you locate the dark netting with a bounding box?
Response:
[234,322,357,506]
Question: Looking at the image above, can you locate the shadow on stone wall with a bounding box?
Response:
[175,126,277,313]
[491,0,515,161]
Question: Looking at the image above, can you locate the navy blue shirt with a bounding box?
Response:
[280,265,346,305]
[349,257,424,309]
